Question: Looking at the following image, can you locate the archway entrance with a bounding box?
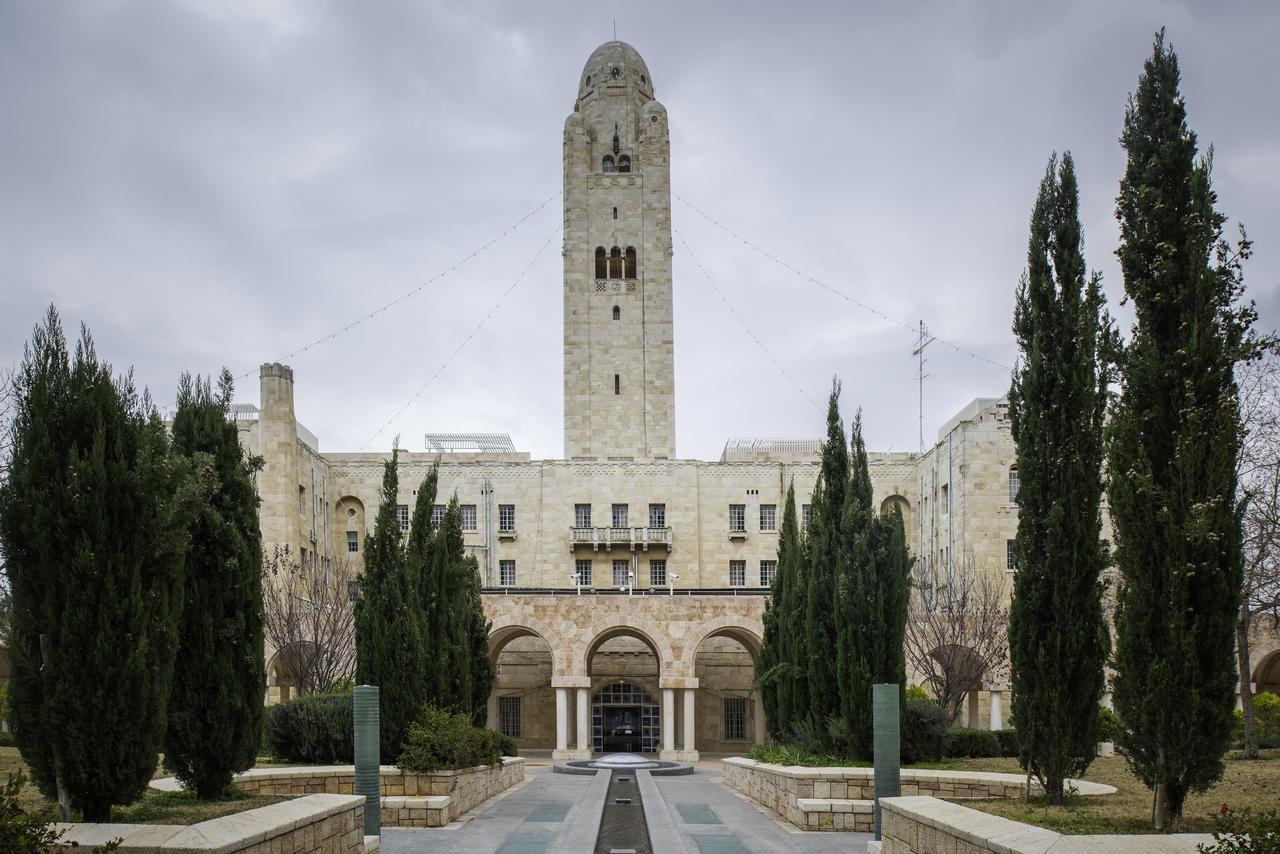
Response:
[488,626,555,749]
[692,628,765,751]
[592,681,660,753]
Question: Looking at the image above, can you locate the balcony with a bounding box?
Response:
[498,527,518,541]
[569,526,672,553]
[728,527,748,541]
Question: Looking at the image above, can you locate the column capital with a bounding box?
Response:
[659,676,699,690]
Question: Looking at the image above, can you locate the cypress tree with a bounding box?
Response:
[354,447,428,759]
[406,462,439,630]
[464,552,494,725]
[426,496,471,713]
[0,308,193,821]
[759,482,805,738]
[1008,154,1113,804]
[835,413,875,755]
[1107,31,1258,829]
[873,499,911,699]
[165,370,266,799]
[804,379,848,746]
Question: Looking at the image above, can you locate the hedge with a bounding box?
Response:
[945,727,1001,758]
[398,706,501,773]
[265,693,354,764]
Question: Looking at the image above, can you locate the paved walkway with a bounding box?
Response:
[382,762,870,854]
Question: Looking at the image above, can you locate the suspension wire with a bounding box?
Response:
[674,192,1010,371]
[234,190,561,383]
[675,229,823,413]
[360,222,562,450]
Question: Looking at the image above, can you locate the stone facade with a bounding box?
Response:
[243,39,1280,755]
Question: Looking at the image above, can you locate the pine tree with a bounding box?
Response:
[354,447,428,759]
[1008,154,1113,805]
[165,370,266,799]
[0,308,193,821]
[1107,31,1258,829]
[804,379,848,745]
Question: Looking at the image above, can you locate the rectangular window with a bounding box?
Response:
[347,580,360,603]
[461,504,477,531]
[648,503,666,528]
[575,503,592,528]
[941,484,950,514]
[614,374,620,395]
[650,559,667,586]
[612,503,629,528]
[347,531,359,553]
[299,485,306,516]
[397,504,409,532]
[498,696,522,738]
[575,558,593,587]
[499,504,515,532]
[729,504,746,533]
[1006,540,1016,573]
[760,559,777,587]
[723,697,748,741]
[729,560,746,587]
[431,504,446,527]
[759,504,777,532]
[500,559,516,586]
[613,559,630,587]
[802,504,812,528]
[1009,468,1020,502]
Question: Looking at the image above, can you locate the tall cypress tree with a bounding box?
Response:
[759,482,805,738]
[354,448,428,759]
[406,462,439,632]
[1107,31,1258,829]
[0,308,193,821]
[464,552,494,725]
[804,379,848,745]
[165,370,266,799]
[1008,154,1113,804]
[835,413,875,755]
[426,496,471,713]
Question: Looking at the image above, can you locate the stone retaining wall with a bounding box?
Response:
[50,793,369,853]
[873,796,1212,853]
[720,757,1114,832]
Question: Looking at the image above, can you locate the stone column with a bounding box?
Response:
[754,692,767,744]
[989,689,1003,731]
[576,687,590,754]
[661,688,676,759]
[967,690,981,729]
[554,688,569,757]
[682,688,698,762]
[487,691,499,733]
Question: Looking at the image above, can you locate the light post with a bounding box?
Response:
[570,572,582,595]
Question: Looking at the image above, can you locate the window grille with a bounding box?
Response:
[759,504,776,531]
[650,559,667,586]
[613,559,630,587]
[723,697,748,741]
[498,696,522,738]
[1009,467,1020,502]
[802,504,812,528]
[397,504,409,532]
[760,560,777,586]
[575,559,592,586]
[346,531,359,553]
[729,505,746,533]
[500,560,516,586]
[612,504,629,528]
[575,504,592,528]
[649,503,666,528]
[431,504,446,527]
[1006,540,1016,573]
[461,504,477,531]
[499,504,515,532]
[729,560,746,587]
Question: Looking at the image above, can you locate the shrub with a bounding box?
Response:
[946,728,1001,758]
[265,693,354,764]
[1232,692,1280,744]
[1198,805,1280,853]
[398,706,500,773]
[0,732,14,748]
[1098,705,1121,744]
[746,742,854,767]
[495,732,519,757]
[994,729,1020,758]
[905,684,930,702]
[0,772,63,853]
[901,699,949,765]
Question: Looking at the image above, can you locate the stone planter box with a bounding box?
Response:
[720,757,1115,832]
[151,757,526,828]
[871,795,1211,853]
[50,793,372,853]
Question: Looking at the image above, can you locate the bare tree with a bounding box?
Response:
[262,544,358,696]
[905,556,1010,724]
[1236,351,1280,758]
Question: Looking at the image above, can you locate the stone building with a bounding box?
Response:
[240,41,1280,758]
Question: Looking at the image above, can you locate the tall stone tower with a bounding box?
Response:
[563,41,675,459]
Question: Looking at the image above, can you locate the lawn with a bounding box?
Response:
[942,751,1280,835]
[0,747,288,825]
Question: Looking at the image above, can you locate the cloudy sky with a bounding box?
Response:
[2,1,1277,460]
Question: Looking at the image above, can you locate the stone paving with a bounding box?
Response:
[382,761,871,853]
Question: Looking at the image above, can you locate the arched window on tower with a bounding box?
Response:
[1008,466,1020,502]
[609,247,622,279]
[595,247,607,280]
[624,247,637,279]
[612,305,621,321]
[602,155,616,172]
[618,155,631,173]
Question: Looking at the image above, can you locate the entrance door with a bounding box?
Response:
[602,705,642,753]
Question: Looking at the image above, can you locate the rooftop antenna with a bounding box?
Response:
[912,320,935,453]
[613,19,617,39]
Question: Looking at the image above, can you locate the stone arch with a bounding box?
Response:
[1254,647,1280,696]
[881,494,912,541]
[488,614,564,676]
[680,615,765,670]
[582,614,675,678]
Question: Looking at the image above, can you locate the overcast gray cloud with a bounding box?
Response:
[2,0,1277,460]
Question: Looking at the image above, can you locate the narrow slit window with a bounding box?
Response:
[609,246,622,278]
[614,374,620,395]
[612,305,621,320]
[613,206,618,220]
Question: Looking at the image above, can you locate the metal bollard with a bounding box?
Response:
[872,683,902,841]
[354,685,381,837]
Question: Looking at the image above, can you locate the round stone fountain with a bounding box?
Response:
[554,752,694,776]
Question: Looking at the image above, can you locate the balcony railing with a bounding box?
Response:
[569,526,672,552]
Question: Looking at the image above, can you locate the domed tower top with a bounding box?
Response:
[577,40,654,102]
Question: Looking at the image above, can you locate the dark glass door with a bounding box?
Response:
[602,705,642,753]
